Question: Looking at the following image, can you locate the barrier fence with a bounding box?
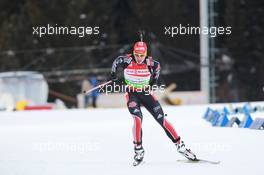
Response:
[203,102,264,130]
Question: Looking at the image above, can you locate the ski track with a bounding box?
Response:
[0,105,263,175]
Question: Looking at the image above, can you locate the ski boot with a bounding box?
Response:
[175,137,197,161]
[133,144,145,166]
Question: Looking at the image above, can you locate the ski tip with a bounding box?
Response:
[133,160,145,166]
[195,158,221,164]
[177,159,220,164]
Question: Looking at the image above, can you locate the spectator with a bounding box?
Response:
[82,80,92,108]
[90,76,99,108]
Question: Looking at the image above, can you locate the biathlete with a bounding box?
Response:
[110,41,196,166]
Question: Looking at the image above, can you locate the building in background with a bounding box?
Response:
[0,71,48,110]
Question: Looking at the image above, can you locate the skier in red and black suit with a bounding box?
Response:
[110,41,196,166]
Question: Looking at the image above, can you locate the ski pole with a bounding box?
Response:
[82,80,112,95]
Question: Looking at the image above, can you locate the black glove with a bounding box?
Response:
[110,72,117,81]
[110,72,124,84]
[149,77,157,86]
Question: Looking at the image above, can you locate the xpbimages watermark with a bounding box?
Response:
[32,24,100,37]
[164,24,232,38]
[99,84,166,95]
[32,141,101,154]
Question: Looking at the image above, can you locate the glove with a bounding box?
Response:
[110,72,118,82]
[149,77,157,86]
[110,72,124,84]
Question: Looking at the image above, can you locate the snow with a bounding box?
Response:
[0,104,263,175]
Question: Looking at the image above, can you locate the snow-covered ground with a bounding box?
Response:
[0,104,263,175]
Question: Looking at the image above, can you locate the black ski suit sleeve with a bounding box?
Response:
[110,55,132,82]
[149,60,161,86]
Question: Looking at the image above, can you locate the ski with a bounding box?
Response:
[177,158,220,164]
[133,160,145,166]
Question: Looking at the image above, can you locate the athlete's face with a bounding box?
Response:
[134,53,146,64]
